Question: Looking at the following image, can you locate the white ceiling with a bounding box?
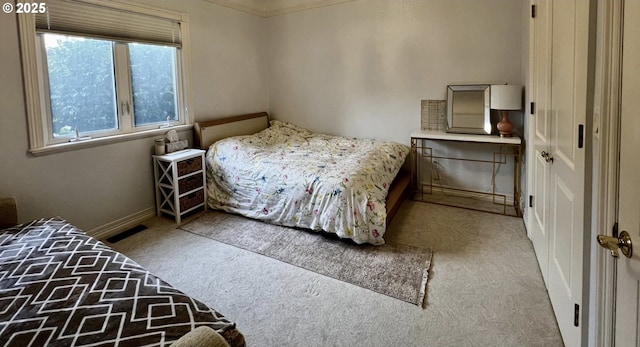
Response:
[204,0,356,17]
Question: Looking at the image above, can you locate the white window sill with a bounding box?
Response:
[28,124,193,156]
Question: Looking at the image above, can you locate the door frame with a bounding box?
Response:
[592,0,623,345]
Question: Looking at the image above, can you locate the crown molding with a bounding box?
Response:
[204,0,356,17]
[204,0,264,17]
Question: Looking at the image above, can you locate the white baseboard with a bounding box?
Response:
[89,207,156,241]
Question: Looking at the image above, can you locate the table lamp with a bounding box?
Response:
[491,84,522,137]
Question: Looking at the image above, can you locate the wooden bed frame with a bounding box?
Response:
[194,112,410,226]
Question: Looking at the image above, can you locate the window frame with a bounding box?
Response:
[18,0,193,155]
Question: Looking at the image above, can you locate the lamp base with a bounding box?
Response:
[497,110,513,137]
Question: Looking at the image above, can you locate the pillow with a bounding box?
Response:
[169,326,231,347]
[269,120,311,134]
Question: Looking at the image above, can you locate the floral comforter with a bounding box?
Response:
[205,120,409,245]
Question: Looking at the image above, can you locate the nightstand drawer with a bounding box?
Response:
[177,157,202,176]
[178,174,203,194]
[179,189,204,211]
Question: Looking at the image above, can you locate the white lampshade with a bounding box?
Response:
[491,85,522,110]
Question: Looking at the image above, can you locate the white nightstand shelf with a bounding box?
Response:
[153,149,206,224]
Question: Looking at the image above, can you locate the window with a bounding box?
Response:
[128,43,179,127]
[43,34,118,137]
[42,34,180,138]
[18,0,191,154]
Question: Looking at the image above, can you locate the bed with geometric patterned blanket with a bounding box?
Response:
[0,218,245,347]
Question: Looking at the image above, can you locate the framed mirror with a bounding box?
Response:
[446,84,491,135]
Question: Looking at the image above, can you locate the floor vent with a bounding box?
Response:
[106,225,148,243]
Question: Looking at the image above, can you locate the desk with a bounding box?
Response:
[411,130,522,216]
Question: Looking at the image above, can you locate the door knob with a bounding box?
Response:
[540,151,554,163]
[597,230,633,258]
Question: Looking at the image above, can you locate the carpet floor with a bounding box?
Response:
[108,201,564,347]
[179,211,432,307]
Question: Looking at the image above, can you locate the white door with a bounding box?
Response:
[546,1,590,345]
[528,0,552,286]
[527,1,591,345]
[613,0,640,344]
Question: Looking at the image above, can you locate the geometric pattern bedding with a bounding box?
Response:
[0,218,245,347]
[206,120,410,245]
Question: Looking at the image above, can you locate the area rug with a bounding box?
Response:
[179,211,432,307]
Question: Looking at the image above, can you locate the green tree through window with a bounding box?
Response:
[42,33,180,138]
[129,43,178,126]
[45,35,117,136]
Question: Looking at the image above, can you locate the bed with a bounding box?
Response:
[195,112,410,245]
[0,217,245,347]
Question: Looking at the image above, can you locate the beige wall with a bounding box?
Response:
[0,0,268,232]
[266,0,525,145]
[266,0,526,199]
[0,0,526,233]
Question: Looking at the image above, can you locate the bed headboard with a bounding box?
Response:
[194,112,269,150]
